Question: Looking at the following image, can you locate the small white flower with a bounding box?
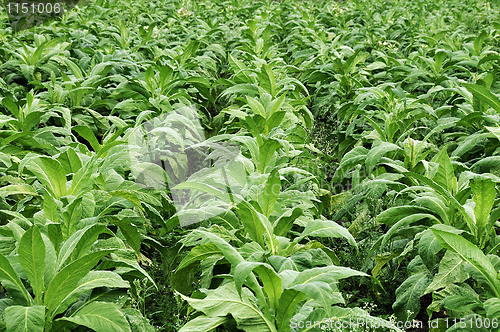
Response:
[177,7,192,17]
[152,26,159,38]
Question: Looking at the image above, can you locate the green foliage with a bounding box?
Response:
[0,0,499,330]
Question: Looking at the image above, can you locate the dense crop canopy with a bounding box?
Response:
[0,0,499,331]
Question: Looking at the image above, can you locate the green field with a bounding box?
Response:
[0,0,499,331]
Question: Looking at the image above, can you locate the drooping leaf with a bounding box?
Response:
[178,282,276,332]
[58,301,131,332]
[485,126,500,141]
[176,243,221,272]
[290,281,343,315]
[376,206,433,226]
[381,213,440,249]
[0,184,38,197]
[483,297,500,319]
[431,227,500,297]
[463,83,500,112]
[365,142,400,174]
[179,316,228,332]
[298,219,357,250]
[0,253,31,305]
[291,266,367,286]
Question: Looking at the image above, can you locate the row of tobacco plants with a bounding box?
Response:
[0,0,499,331]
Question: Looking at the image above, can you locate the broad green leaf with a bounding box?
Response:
[23,156,67,199]
[184,230,264,300]
[443,295,483,314]
[0,184,38,197]
[172,182,232,203]
[1,97,18,117]
[290,281,343,315]
[393,271,432,321]
[413,195,449,225]
[54,271,129,317]
[238,202,274,249]
[470,178,495,247]
[418,230,443,270]
[485,126,500,141]
[114,219,142,254]
[221,84,259,98]
[43,192,60,223]
[260,169,280,217]
[110,190,145,211]
[98,250,156,287]
[473,31,488,55]
[179,316,228,332]
[5,305,45,332]
[266,111,286,132]
[376,206,433,226]
[0,253,31,305]
[246,96,266,117]
[276,289,305,332]
[381,213,440,249]
[291,266,367,286]
[178,282,276,332]
[269,254,312,273]
[431,227,500,297]
[333,146,368,181]
[427,283,479,317]
[425,251,467,294]
[483,297,500,319]
[298,219,357,250]
[365,142,400,174]
[45,250,113,317]
[176,243,221,271]
[432,148,454,193]
[405,172,474,230]
[57,225,111,269]
[258,140,281,173]
[452,132,491,158]
[234,262,282,311]
[273,208,302,237]
[73,126,101,152]
[58,301,131,332]
[19,226,45,304]
[463,83,500,112]
[345,51,369,74]
[41,234,57,288]
[372,251,400,278]
[268,95,285,118]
